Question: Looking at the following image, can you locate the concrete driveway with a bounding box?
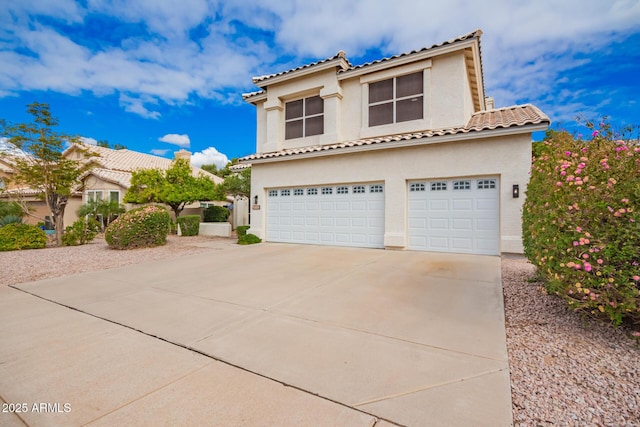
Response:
[3,241,512,426]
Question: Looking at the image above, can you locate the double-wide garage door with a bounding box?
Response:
[266,183,385,248]
[265,176,499,254]
[408,177,499,255]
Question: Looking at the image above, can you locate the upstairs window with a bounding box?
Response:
[109,191,120,204]
[285,96,324,139]
[87,190,103,201]
[369,72,423,127]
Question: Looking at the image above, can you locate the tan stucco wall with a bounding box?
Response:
[254,51,475,155]
[249,133,532,253]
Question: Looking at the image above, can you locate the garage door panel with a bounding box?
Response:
[267,183,384,249]
[408,177,499,255]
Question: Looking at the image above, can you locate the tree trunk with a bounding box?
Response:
[47,193,67,246]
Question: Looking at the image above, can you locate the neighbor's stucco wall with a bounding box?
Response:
[253,51,475,155]
[249,133,532,253]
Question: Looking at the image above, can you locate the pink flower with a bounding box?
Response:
[633,276,640,281]
[597,259,603,265]
[576,227,582,232]
[592,130,599,137]
[565,151,572,156]
[556,182,563,187]
[573,241,579,246]
[583,262,592,272]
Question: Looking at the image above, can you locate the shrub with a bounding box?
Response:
[523,123,639,328]
[105,205,171,250]
[0,223,46,251]
[203,205,230,222]
[238,233,261,245]
[236,225,250,237]
[0,215,23,227]
[62,218,100,246]
[176,215,200,236]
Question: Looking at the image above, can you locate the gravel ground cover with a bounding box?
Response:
[1,239,638,425]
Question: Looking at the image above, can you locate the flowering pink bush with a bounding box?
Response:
[105,205,171,250]
[523,122,639,329]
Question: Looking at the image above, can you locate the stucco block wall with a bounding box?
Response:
[249,133,532,253]
[253,51,475,155]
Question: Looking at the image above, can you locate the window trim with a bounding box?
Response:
[86,190,104,202]
[285,95,324,140]
[368,71,424,127]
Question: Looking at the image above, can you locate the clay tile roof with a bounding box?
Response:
[242,90,266,100]
[89,168,133,188]
[339,29,483,74]
[251,51,351,85]
[239,104,549,163]
[71,144,223,185]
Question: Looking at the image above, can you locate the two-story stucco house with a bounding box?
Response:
[240,30,550,255]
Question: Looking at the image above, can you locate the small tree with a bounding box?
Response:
[124,158,215,219]
[221,167,251,198]
[77,198,125,230]
[0,103,95,245]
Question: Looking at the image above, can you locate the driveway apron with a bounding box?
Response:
[11,242,512,426]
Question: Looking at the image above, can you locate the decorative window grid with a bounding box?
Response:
[453,180,471,190]
[431,182,447,191]
[307,188,318,195]
[321,187,333,195]
[478,179,497,189]
[337,186,349,194]
[268,190,278,197]
[409,183,426,192]
[353,185,365,194]
[370,184,384,193]
[294,189,304,196]
[280,189,291,196]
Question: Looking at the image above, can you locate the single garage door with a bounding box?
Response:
[407,177,499,255]
[266,183,385,248]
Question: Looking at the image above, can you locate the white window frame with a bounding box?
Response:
[284,95,324,140]
[109,190,120,204]
[86,190,103,202]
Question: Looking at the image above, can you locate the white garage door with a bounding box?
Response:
[408,177,499,255]
[266,183,385,248]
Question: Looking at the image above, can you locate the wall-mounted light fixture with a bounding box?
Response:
[512,184,520,198]
[253,195,258,205]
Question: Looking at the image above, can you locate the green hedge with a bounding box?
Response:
[523,125,639,328]
[105,205,171,249]
[0,223,47,251]
[203,206,230,222]
[62,218,100,246]
[236,225,250,237]
[238,233,261,245]
[177,215,200,236]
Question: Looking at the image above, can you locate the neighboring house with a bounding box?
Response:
[0,145,223,225]
[240,29,550,255]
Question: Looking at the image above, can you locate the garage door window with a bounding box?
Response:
[337,186,349,194]
[353,185,365,194]
[453,180,471,190]
[307,188,318,195]
[478,179,497,189]
[370,184,384,193]
[268,190,278,197]
[294,189,304,196]
[431,182,447,191]
[281,189,290,196]
[322,187,333,195]
[409,183,425,192]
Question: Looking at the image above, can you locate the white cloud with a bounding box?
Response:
[191,146,229,168]
[79,136,98,145]
[0,0,639,124]
[150,148,170,156]
[159,133,190,147]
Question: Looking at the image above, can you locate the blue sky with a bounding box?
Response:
[1,0,639,167]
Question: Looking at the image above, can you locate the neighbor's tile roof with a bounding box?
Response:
[240,104,549,162]
[71,145,223,185]
[89,168,133,188]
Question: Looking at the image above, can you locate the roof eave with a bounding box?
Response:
[254,57,351,89]
[241,122,549,165]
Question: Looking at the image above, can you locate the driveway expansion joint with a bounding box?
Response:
[8,284,404,427]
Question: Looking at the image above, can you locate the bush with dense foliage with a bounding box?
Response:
[238,233,261,245]
[0,223,47,251]
[0,215,23,227]
[176,215,200,236]
[523,123,639,328]
[61,218,100,246]
[203,205,230,222]
[236,225,250,237]
[105,205,171,249]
